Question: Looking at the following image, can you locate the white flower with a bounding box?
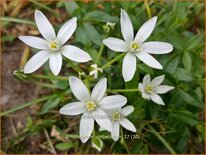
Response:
[19,10,91,76]
[138,74,174,105]
[103,9,173,82]
[60,76,127,143]
[89,64,103,79]
[100,106,136,141]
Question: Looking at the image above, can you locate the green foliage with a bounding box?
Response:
[2,0,205,154]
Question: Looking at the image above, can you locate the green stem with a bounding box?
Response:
[31,80,61,89]
[108,88,140,93]
[0,94,56,117]
[101,53,126,70]
[147,124,177,154]
[31,74,68,81]
[120,128,129,153]
[95,43,105,65]
[30,0,56,13]
[0,17,35,25]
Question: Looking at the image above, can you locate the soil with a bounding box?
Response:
[1,41,50,153]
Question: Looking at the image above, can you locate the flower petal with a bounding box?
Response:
[135,52,163,69]
[49,52,62,76]
[103,37,128,52]
[80,112,94,143]
[155,85,174,94]
[119,118,136,132]
[150,93,165,105]
[59,102,86,115]
[35,10,56,40]
[69,76,90,102]
[120,9,134,42]
[142,41,173,54]
[111,122,120,141]
[24,50,50,73]
[120,106,134,116]
[98,95,127,109]
[61,45,91,62]
[151,75,165,86]
[143,74,151,86]
[122,53,136,82]
[91,78,107,103]
[134,16,157,44]
[93,108,111,132]
[57,17,77,45]
[19,36,48,49]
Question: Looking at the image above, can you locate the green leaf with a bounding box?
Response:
[178,89,203,108]
[75,25,89,45]
[55,142,73,151]
[138,63,154,75]
[175,68,194,82]
[40,97,60,114]
[83,10,118,22]
[182,52,192,71]
[164,55,180,74]
[186,34,204,50]
[83,23,102,46]
[170,109,200,126]
[64,1,79,16]
[92,137,104,152]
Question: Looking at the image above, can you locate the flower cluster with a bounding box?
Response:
[19,9,174,143]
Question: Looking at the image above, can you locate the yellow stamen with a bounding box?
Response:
[112,112,121,121]
[145,84,153,94]
[86,101,96,111]
[131,42,139,50]
[50,41,58,49]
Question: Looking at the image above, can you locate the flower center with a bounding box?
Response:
[131,42,139,50]
[145,84,153,94]
[49,41,59,51]
[112,112,121,121]
[86,101,96,111]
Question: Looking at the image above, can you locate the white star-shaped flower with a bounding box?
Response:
[89,64,103,79]
[103,9,173,82]
[138,74,174,105]
[19,10,91,76]
[60,76,127,143]
[100,106,136,141]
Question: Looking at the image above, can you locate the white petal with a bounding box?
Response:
[69,76,90,102]
[92,108,111,132]
[24,50,50,73]
[59,102,86,115]
[142,92,150,99]
[80,112,94,143]
[34,10,56,40]
[103,37,128,52]
[120,106,134,116]
[91,78,107,103]
[49,52,62,76]
[155,85,174,94]
[57,17,77,45]
[143,74,151,86]
[150,93,165,105]
[61,45,91,62]
[138,83,144,92]
[111,122,120,141]
[134,16,157,44]
[19,36,48,49]
[119,118,136,132]
[98,95,127,109]
[151,75,165,86]
[122,53,136,82]
[120,9,134,42]
[135,52,163,69]
[142,42,173,54]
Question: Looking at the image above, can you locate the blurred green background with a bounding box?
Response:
[1,0,205,154]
